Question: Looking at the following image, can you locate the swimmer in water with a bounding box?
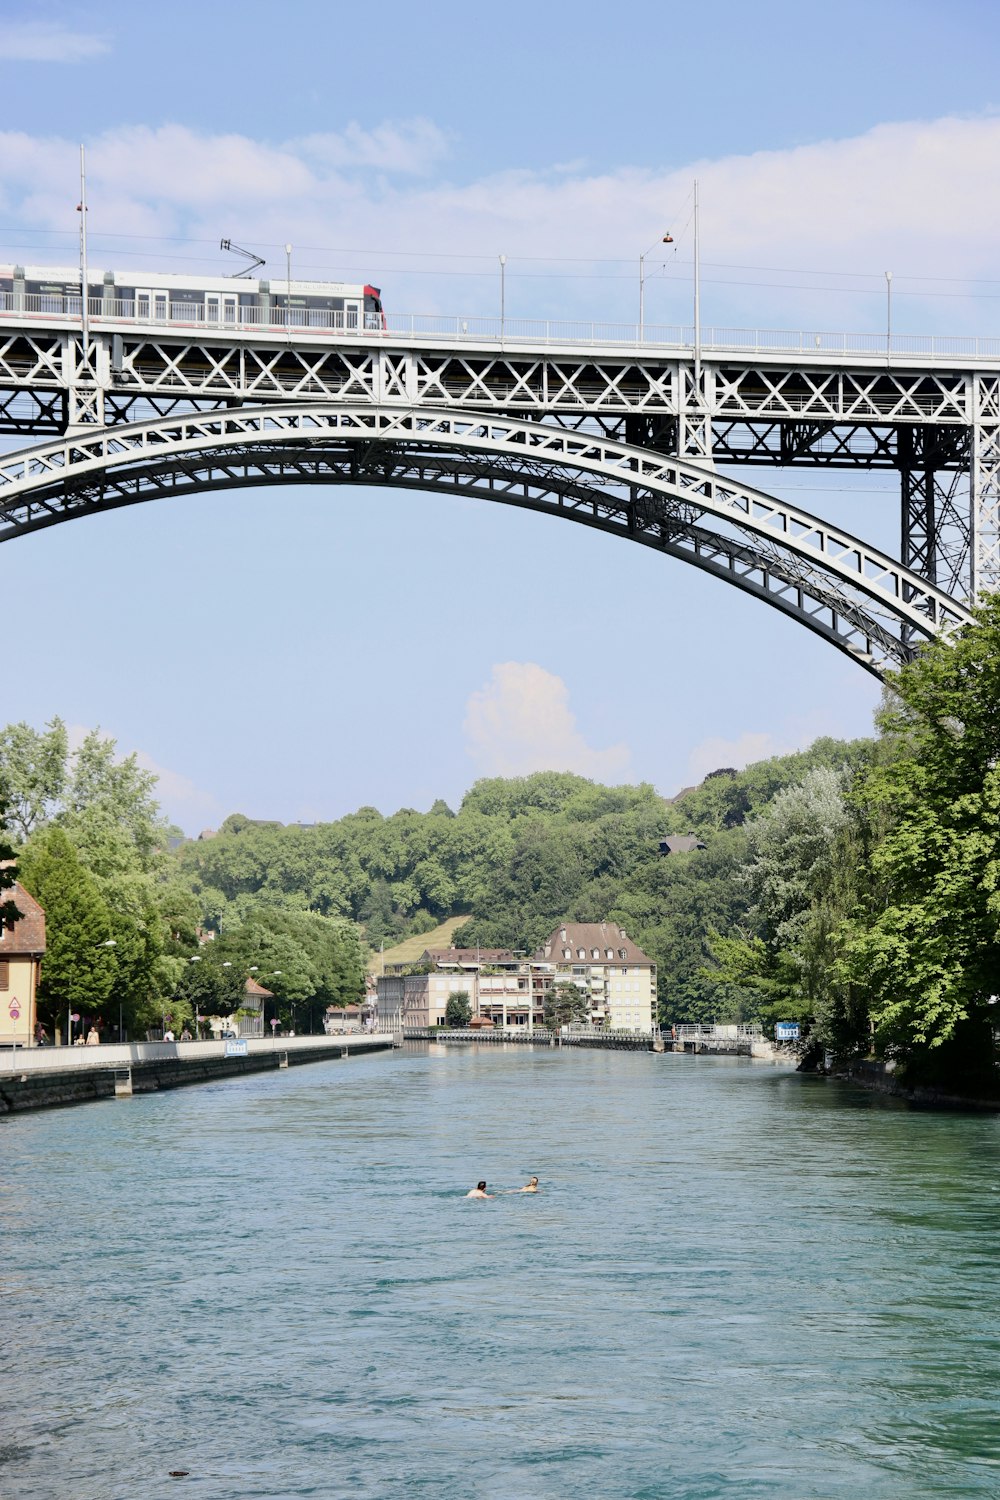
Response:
[518,1176,540,1193]
[466,1181,494,1199]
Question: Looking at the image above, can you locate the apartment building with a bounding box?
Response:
[536,922,658,1034]
[378,926,657,1034]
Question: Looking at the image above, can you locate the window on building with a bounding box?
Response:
[0,960,8,990]
[605,948,613,959]
[577,948,586,959]
[563,948,571,959]
[619,951,628,961]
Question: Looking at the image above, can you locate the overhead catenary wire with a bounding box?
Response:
[2,224,1000,295]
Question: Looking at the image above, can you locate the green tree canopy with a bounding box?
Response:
[0,717,67,841]
[445,990,472,1027]
[543,980,590,1028]
[838,595,1000,1083]
[19,826,116,1028]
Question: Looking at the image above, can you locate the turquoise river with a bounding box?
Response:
[3,1044,1000,1499]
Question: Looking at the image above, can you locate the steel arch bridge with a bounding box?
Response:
[1,299,996,679]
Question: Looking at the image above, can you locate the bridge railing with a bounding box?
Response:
[674,1024,763,1040]
[3,289,1000,360]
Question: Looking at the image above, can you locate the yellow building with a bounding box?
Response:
[537,922,658,1034]
[0,881,46,1048]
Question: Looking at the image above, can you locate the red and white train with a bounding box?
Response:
[0,264,385,332]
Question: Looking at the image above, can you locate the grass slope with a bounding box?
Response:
[366,915,471,976]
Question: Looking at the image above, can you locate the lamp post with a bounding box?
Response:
[272,972,286,1035]
[885,270,893,358]
[498,254,506,337]
[77,143,90,360]
[693,178,701,387]
[99,938,118,1041]
[638,232,674,341]
[285,242,292,327]
[189,953,203,1038]
[220,960,235,1039]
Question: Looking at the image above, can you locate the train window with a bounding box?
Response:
[35,283,68,314]
[135,289,170,321]
[205,293,238,324]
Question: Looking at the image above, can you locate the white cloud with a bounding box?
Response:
[684,730,796,788]
[295,119,451,176]
[133,751,223,830]
[680,701,878,790]
[3,22,109,62]
[463,662,633,782]
[2,111,999,327]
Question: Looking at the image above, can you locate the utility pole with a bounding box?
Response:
[693,178,701,392]
[78,144,90,360]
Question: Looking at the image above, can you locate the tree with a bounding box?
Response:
[445,990,471,1027]
[18,826,115,1030]
[61,729,168,875]
[543,981,590,1028]
[837,595,1000,1087]
[0,801,20,927]
[0,718,67,841]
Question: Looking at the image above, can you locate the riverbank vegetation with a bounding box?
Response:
[3,596,996,1088]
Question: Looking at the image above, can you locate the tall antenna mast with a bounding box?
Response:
[220,239,266,278]
[78,143,90,359]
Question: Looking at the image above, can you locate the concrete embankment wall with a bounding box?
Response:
[0,1035,395,1116]
[841,1057,1000,1112]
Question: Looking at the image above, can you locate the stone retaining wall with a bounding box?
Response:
[0,1036,394,1115]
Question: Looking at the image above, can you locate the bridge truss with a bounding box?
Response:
[0,311,995,677]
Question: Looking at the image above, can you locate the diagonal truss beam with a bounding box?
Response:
[0,404,973,678]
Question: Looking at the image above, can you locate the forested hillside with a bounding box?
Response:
[4,593,997,1089]
[172,738,871,1025]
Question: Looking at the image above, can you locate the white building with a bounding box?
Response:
[536,922,658,1034]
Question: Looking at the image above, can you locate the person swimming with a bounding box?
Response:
[518,1176,540,1193]
[466,1180,494,1199]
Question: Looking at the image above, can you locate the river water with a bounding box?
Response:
[3,1045,999,1499]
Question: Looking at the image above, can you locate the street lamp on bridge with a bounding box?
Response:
[639,232,674,341]
[499,255,507,338]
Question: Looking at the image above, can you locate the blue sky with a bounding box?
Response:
[2,0,999,830]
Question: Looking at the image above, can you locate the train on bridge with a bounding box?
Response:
[0,263,386,333]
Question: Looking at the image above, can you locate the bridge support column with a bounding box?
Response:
[64,334,106,430]
[677,361,714,460]
[969,376,1000,596]
[898,425,972,605]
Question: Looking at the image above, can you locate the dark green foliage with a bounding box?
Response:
[543,980,590,1027]
[0,801,20,927]
[445,990,472,1027]
[172,756,857,1028]
[18,826,116,1026]
[835,594,1000,1087]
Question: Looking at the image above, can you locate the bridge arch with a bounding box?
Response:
[0,403,972,679]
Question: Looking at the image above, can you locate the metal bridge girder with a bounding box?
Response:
[0,402,973,679]
[0,313,996,644]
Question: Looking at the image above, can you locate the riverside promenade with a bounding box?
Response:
[0,1033,397,1115]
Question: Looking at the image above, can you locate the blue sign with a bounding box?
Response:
[224,1039,248,1057]
[775,1022,800,1041]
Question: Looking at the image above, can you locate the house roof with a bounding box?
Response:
[244,977,274,998]
[1,880,46,955]
[659,834,707,854]
[537,922,653,965]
